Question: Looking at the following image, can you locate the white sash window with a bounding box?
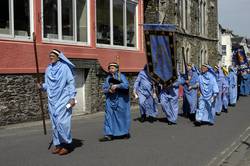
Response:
[0,0,33,39]
[96,0,138,48]
[42,0,89,44]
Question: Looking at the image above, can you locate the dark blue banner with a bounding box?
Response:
[144,24,177,86]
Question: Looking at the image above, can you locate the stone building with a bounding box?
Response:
[144,0,219,71]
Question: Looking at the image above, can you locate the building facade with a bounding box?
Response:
[144,0,219,71]
[0,0,145,125]
[219,26,233,67]
[0,0,219,125]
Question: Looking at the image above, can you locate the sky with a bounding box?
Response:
[218,0,250,38]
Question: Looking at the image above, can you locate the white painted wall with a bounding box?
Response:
[221,33,233,67]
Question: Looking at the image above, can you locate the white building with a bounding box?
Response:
[219,26,233,67]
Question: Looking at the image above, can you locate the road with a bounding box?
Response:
[0,96,250,166]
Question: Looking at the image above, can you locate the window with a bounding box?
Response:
[222,45,227,55]
[0,0,31,38]
[96,0,138,48]
[42,0,88,42]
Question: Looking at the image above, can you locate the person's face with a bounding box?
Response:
[201,66,208,73]
[108,66,117,74]
[49,53,59,64]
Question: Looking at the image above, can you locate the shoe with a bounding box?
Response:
[148,116,156,123]
[216,112,221,116]
[124,133,131,139]
[168,121,176,125]
[208,122,214,126]
[139,114,146,123]
[99,136,113,142]
[58,148,69,155]
[229,104,236,107]
[194,121,201,126]
[51,147,62,154]
[222,109,228,113]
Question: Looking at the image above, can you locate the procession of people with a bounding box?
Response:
[39,49,250,156]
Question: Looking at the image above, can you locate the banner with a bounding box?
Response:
[144,24,177,87]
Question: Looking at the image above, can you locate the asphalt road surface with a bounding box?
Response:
[0,96,250,166]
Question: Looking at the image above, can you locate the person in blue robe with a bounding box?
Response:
[159,75,181,125]
[239,70,248,96]
[221,67,229,113]
[39,49,76,155]
[133,65,158,123]
[213,66,224,115]
[228,66,237,106]
[180,64,199,121]
[194,64,219,126]
[99,62,131,142]
[247,69,250,95]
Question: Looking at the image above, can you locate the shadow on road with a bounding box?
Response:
[68,138,84,153]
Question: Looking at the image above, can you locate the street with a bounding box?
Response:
[0,96,250,166]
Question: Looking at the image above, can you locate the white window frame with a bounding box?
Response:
[96,0,139,50]
[41,0,90,45]
[0,0,33,41]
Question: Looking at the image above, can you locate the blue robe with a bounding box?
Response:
[222,76,229,109]
[196,71,219,124]
[247,73,250,95]
[42,54,76,146]
[160,80,180,123]
[134,70,158,117]
[180,69,199,115]
[213,68,225,114]
[228,69,237,105]
[240,72,248,96]
[102,72,131,136]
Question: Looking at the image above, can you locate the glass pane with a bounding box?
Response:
[113,0,124,46]
[43,0,58,39]
[126,2,136,47]
[77,0,87,42]
[96,0,110,44]
[14,0,30,37]
[62,0,74,40]
[0,0,10,35]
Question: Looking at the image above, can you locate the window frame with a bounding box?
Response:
[96,0,139,50]
[41,0,90,45]
[0,0,33,41]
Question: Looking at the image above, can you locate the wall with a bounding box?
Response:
[144,0,219,69]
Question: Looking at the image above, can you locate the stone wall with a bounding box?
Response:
[0,64,139,126]
[0,74,48,126]
[144,0,219,68]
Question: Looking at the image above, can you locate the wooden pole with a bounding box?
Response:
[32,32,47,135]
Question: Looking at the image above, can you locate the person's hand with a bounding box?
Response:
[133,91,138,99]
[69,99,76,107]
[111,84,118,91]
[109,89,115,93]
[188,86,192,91]
[153,93,157,99]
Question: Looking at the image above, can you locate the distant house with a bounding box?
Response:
[219,25,233,67]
